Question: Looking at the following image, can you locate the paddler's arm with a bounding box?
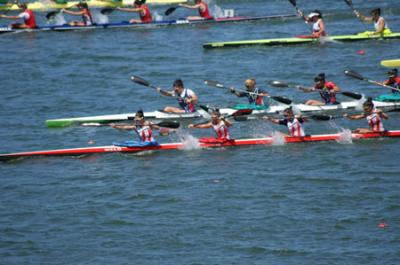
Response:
[354,11,372,22]
[229,87,246,97]
[179,3,200,9]
[296,85,315,93]
[344,113,364,120]
[149,122,161,130]
[220,116,232,127]
[117,7,141,12]
[374,18,386,34]
[186,92,198,105]
[110,123,136,130]
[377,109,389,120]
[156,87,174,97]
[62,9,84,16]
[262,116,280,124]
[188,122,212,129]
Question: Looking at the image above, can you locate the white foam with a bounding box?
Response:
[270,131,286,146]
[153,11,163,22]
[179,134,201,150]
[337,128,353,144]
[95,12,109,24]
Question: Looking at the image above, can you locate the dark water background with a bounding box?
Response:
[1,0,400,264]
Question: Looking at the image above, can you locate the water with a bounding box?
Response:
[1,0,400,264]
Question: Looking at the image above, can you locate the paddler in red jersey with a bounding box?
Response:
[62,2,93,26]
[157,79,198,114]
[354,8,391,35]
[188,110,232,141]
[0,3,36,29]
[178,0,212,20]
[383,69,400,93]
[230,78,269,106]
[301,73,341,106]
[263,107,307,137]
[111,110,161,144]
[117,0,152,24]
[345,98,389,134]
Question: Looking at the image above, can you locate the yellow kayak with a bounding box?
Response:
[381,59,400,68]
[0,0,186,11]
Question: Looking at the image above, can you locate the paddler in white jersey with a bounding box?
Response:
[306,10,326,37]
[345,97,389,134]
[157,79,198,114]
[263,107,307,137]
[355,8,391,35]
[188,110,232,141]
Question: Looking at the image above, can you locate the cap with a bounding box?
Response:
[134,110,144,121]
[308,12,319,18]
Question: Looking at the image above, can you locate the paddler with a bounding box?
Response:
[117,0,152,24]
[0,3,36,29]
[62,2,93,26]
[188,110,232,141]
[345,97,389,134]
[157,79,198,114]
[301,73,341,106]
[382,69,400,93]
[110,110,161,144]
[178,0,212,20]
[354,8,391,35]
[263,107,307,137]
[230,78,269,106]
[305,10,326,37]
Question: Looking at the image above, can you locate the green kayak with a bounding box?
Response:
[203,32,400,49]
[375,93,400,102]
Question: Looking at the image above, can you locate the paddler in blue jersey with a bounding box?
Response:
[300,73,341,106]
[157,79,198,114]
[383,69,400,93]
[229,78,269,107]
[263,107,307,137]
[355,8,391,35]
[111,110,162,146]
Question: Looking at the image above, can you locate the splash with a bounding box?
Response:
[270,131,286,146]
[51,13,66,26]
[179,134,201,150]
[95,12,109,24]
[153,11,163,22]
[337,128,353,144]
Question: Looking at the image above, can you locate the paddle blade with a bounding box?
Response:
[130,75,150,87]
[269,80,290,88]
[271,96,292,105]
[165,6,178,16]
[233,116,249,122]
[288,0,297,7]
[344,70,364,80]
[341,91,363,100]
[46,11,59,20]
[231,109,253,117]
[101,8,114,15]
[204,80,225,89]
[343,0,353,7]
[157,121,180,129]
[311,114,334,121]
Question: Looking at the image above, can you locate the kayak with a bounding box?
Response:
[45,99,400,127]
[0,14,296,34]
[0,0,186,11]
[381,59,400,68]
[1,130,400,161]
[203,32,400,49]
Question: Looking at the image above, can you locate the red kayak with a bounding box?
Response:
[1,130,399,161]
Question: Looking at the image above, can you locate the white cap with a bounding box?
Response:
[308,12,319,18]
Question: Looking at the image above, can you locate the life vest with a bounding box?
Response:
[24,9,36,28]
[384,77,400,93]
[212,121,230,140]
[135,125,155,142]
[366,110,385,132]
[247,87,264,105]
[317,81,338,104]
[177,89,196,113]
[198,2,212,19]
[82,9,93,25]
[140,4,152,23]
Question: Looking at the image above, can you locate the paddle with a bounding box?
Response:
[165,6,179,16]
[344,70,400,92]
[46,11,61,20]
[131,75,160,91]
[234,113,344,122]
[343,0,368,31]
[269,80,363,100]
[192,108,253,126]
[81,120,180,128]
[100,8,115,15]
[204,79,293,105]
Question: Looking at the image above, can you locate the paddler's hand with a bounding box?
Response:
[262,116,270,121]
[230,87,236,93]
[188,124,195,128]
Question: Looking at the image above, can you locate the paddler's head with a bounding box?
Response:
[370,8,381,19]
[134,0,144,7]
[283,107,294,119]
[77,2,88,9]
[194,0,202,4]
[134,109,145,124]
[314,73,325,88]
[17,3,27,10]
[211,110,222,124]
[308,10,321,21]
[244,78,256,91]
[362,97,374,113]
[387,69,398,79]
[173,79,184,94]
